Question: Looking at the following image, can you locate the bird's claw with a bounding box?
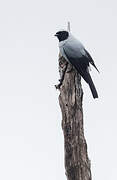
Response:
[55,83,62,89]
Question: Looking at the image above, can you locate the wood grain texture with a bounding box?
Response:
[57,56,92,180]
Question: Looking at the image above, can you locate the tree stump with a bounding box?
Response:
[57,55,92,180]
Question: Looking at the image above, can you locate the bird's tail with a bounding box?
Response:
[88,79,98,98]
[81,71,98,99]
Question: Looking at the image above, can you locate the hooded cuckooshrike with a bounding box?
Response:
[55,30,99,98]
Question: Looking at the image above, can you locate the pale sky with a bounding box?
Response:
[0,0,117,179]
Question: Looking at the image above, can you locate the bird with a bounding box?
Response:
[55,30,99,99]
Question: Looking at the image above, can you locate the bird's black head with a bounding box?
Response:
[55,30,69,42]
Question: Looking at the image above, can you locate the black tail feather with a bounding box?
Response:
[88,79,98,98]
[80,71,98,99]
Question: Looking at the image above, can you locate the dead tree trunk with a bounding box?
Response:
[57,56,92,180]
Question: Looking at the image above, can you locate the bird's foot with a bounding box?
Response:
[55,82,62,89]
[55,77,64,89]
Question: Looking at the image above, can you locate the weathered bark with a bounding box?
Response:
[57,56,92,180]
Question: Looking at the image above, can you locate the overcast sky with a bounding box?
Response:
[0,0,117,179]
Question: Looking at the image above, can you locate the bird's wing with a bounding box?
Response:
[63,47,89,79]
[84,49,100,73]
[59,34,99,72]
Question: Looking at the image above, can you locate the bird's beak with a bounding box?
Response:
[54,33,58,37]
